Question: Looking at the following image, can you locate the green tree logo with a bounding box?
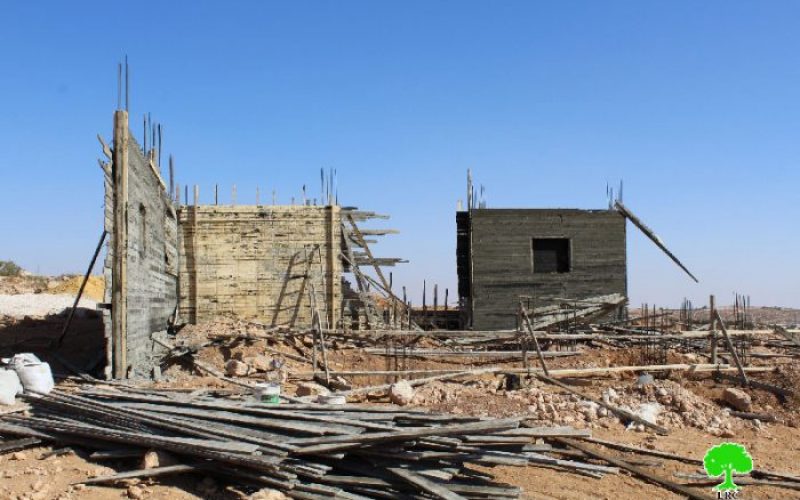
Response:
[703,442,754,492]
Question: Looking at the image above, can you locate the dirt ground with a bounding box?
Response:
[1,394,798,500]
[0,286,798,499]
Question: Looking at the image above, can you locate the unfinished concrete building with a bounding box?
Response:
[101,108,400,378]
[457,177,698,331]
[457,208,627,330]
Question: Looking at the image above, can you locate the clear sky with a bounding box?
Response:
[1,1,798,309]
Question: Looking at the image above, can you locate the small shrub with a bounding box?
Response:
[0,260,23,277]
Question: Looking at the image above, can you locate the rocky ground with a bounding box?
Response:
[0,281,798,498]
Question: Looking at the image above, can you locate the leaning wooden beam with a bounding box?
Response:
[520,303,550,376]
[346,214,393,294]
[97,134,112,159]
[614,200,699,283]
[536,374,670,435]
[55,230,108,347]
[339,225,382,329]
[773,325,800,348]
[555,438,714,500]
[714,310,749,386]
[340,252,419,330]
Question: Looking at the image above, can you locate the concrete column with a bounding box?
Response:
[112,110,129,378]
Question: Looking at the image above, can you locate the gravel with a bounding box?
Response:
[0,294,97,319]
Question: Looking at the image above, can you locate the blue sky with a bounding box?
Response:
[1,2,798,308]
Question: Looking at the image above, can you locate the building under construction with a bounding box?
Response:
[456,175,698,331]
[100,108,403,379]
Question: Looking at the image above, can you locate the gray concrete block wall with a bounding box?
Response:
[124,137,178,376]
[103,129,178,378]
[101,161,114,379]
[467,209,627,330]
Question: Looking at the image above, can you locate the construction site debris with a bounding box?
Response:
[0,387,608,499]
[389,379,415,405]
[723,387,753,412]
[5,353,54,395]
[0,369,22,405]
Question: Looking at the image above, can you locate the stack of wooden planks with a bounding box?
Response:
[0,387,602,499]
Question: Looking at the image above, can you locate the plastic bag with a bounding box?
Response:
[8,353,54,395]
[0,369,22,405]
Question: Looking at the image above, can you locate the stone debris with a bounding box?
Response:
[722,387,753,411]
[250,488,290,500]
[126,485,145,499]
[389,380,415,406]
[410,376,747,436]
[224,359,251,377]
[141,450,178,470]
[245,355,272,372]
[295,381,330,397]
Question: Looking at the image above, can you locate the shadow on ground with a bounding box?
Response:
[0,309,105,377]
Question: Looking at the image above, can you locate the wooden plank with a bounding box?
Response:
[77,464,196,485]
[387,467,467,500]
[334,367,502,397]
[291,363,772,379]
[97,133,112,159]
[361,349,578,358]
[710,294,717,364]
[556,438,713,500]
[714,372,792,397]
[0,437,41,454]
[714,310,749,386]
[615,200,698,283]
[291,418,520,455]
[521,303,550,376]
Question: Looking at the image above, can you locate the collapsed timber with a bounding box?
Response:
[1,387,608,500]
[3,383,800,499]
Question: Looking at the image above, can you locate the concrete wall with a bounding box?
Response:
[177,205,341,329]
[103,111,178,378]
[461,209,627,330]
[101,156,114,378]
[124,140,178,376]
